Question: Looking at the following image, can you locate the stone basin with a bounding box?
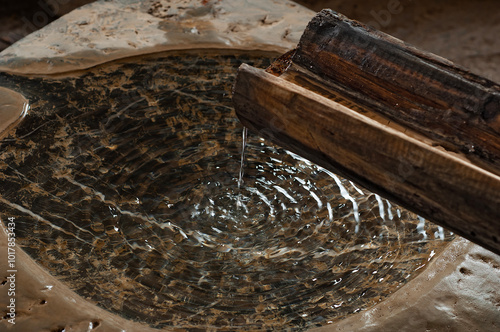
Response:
[0,1,499,331]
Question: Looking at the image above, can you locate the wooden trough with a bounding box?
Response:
[233,9,500,255]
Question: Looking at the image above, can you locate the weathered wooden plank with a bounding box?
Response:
[278,10,500,175]
[233,64,500,255]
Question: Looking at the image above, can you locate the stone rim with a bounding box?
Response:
[0,87,29,140]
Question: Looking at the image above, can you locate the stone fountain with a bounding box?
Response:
[0,1,498,331]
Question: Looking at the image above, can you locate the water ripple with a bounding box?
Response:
[0,51,454,330]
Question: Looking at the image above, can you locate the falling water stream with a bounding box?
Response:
[238,127,248,190]
[0,50,454,330]
[236,127,248,209]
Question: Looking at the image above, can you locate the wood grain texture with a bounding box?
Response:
[233,64,500,255]
[281,10,500,175]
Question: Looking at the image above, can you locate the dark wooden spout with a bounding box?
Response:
[232,10,500,255]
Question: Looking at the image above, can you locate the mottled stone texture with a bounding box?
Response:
[0,50,453,330]
[0,0,313,75]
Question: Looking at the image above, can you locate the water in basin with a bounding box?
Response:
[0,50,454,330]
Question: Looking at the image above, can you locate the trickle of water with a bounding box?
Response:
[237,126,248,190]
[236,126,248,208]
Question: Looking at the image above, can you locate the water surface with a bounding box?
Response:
[0,50,454,330]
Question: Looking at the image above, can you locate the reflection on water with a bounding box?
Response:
[0,50,453,330]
